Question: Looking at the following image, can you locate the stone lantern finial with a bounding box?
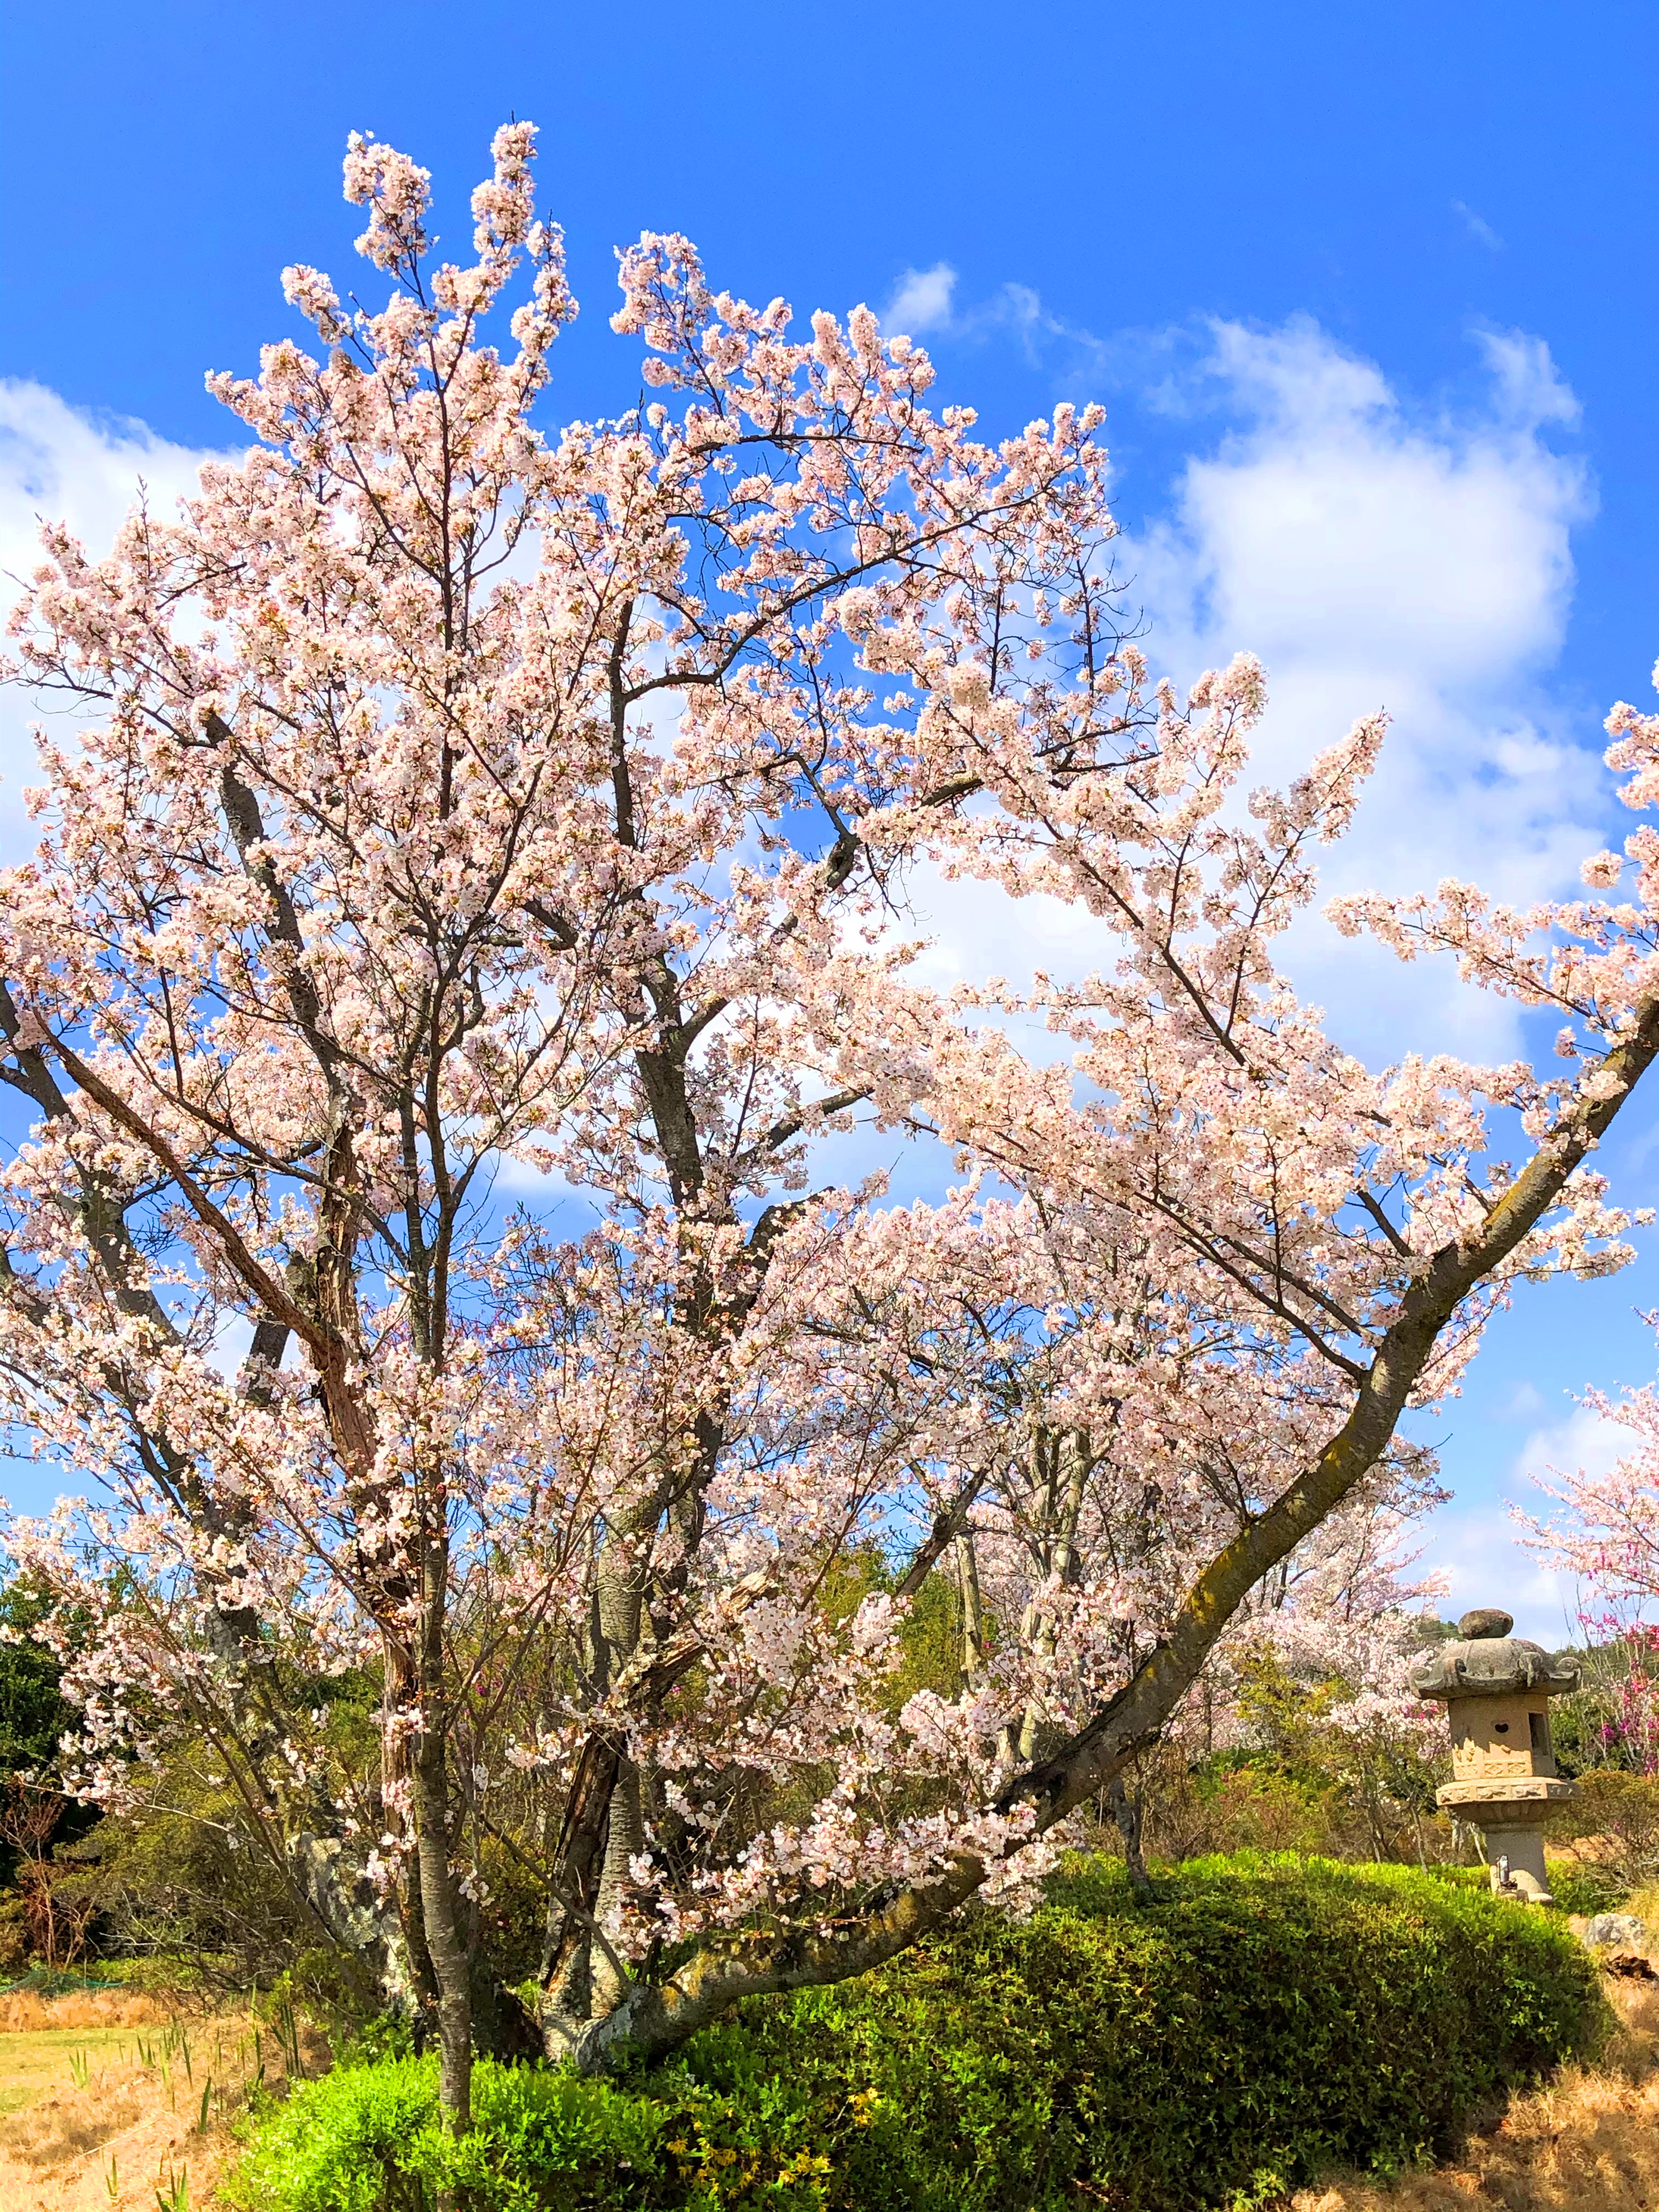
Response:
[1409,1606,1580,1904]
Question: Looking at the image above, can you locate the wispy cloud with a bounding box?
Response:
[1513,1402,1630,1499]
[1496,1380,1549,1424]
[0,381,233,850]
[881,264,1078,368]
[883,263,957,336]
[899,312,1598,1065]
[0,380,223,587]
[1453,199,1504,251]
[1130,315,1596,1058]
[0,330,1602,1071]
[1412,1497,1581,1643]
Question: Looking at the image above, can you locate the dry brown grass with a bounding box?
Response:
[0,2026,148,2118]
[0,1988,182,2033]
[0,2011,320,2211]
[0,2053,237,2210]
[1294,1978,1659,2212]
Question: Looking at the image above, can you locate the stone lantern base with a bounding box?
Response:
[1437,1778,1577,1904]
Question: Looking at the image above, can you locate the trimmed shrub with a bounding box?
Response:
[1415,1858,1625,1917]
[228,1854,1606,2212]
[228,2056,671,2212]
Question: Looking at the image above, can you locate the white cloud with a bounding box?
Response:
[0,330,1606,1079]
[1494,1379,1548,1424]
[1127,317,1598,1058]
[0,380,221,577]
[1414,1497,1581,1645]
[1139,318,1586,691]
[0,380,230,850]
[1513,1401,1630,1494]
[1453,200,1504,252]
[1477,328,1576,427]
[883,263,957,337]
[893,317,1600,1065]
[1415,1402,1635,1644]
[879,265,1062,363]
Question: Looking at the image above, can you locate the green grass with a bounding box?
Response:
[0,2025,143,2117]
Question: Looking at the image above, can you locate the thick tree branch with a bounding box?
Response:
[552,992,1659,2071]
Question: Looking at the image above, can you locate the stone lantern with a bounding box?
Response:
[1409,1606,1580,1903]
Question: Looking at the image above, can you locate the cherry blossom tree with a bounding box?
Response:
[1515,1372,1659,1771]
[1510,682,1659,1770]
[1519,1372,1659,1636]
[4,124,1658,2130]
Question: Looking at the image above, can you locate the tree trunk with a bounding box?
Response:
[956,1532,987,1683]
[1107,1771,1150,1898]
[413,1537,472,2136]
[545,1492,656,2025]
[591,1757,644,2011]
[415,1757,471,2130]
[1008,1429,1090,1765]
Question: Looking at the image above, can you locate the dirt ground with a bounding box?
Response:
[0,1994,306,2211]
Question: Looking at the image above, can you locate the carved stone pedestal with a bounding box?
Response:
[1410,1609,1581,1906]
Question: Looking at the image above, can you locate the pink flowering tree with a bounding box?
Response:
[1512,680,1659,1770]
[1518,1376,1659,1635]
[1516,1375,1659,1775]
[4,126,1659,2128]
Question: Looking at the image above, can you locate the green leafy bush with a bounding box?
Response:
[229,2055,670,2212]
[229,1855,1606,2212]
[1416,1858,1624,1917]
[1542,1857,1627,1917]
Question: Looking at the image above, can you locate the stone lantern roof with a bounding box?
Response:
[1408,1608,1581,1703]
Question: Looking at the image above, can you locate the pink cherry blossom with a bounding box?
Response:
[4,128,1658,2119]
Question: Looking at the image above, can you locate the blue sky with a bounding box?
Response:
[1,0,1656,1635]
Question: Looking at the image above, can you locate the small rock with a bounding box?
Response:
[1457,1607,1514,1640]
[1585,1911,1646,1949]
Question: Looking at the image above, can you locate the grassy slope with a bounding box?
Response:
[0,2023,146,2115]
[0,2005,307,2211]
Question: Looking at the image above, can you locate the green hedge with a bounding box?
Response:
[228,1854,1606,2212]
[1411,1857,1626,1918]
